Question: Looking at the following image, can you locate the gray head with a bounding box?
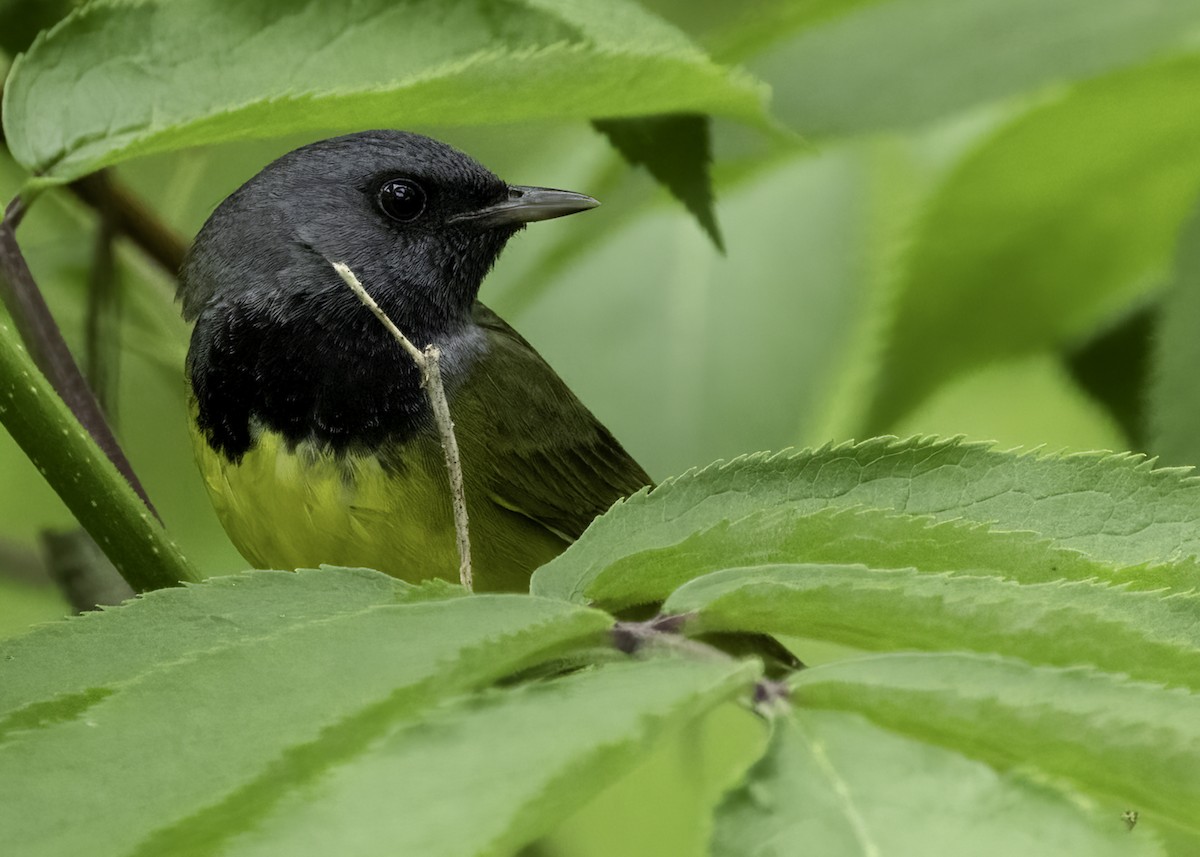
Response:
[179,130,597,328]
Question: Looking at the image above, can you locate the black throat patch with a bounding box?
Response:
[188,290,453,461]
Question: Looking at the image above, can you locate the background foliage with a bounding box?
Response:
[4,0,1200,854]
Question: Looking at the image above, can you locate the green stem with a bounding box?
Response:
[0,316,200,589]
[0,203,199,591]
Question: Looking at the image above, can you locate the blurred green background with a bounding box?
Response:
[4,1,1200,852]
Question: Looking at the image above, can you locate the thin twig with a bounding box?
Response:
[0,197,159,517]
[332,261,473,590]
[421,344,473,589]
[84,177,122,420]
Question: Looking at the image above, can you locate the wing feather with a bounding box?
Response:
[455,304,653,542]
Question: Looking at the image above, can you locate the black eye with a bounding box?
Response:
[377,178,426,222]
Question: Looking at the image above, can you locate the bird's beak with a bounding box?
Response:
[455,186,600,228]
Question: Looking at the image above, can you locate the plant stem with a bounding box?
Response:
[0,314,200,589]
[333,261,474,591]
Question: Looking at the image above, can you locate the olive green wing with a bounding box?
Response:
[455,304,653,542]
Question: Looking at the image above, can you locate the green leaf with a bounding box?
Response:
[793,652,1200,835]
[753,0,1200,136]
[1149,196,1200,467]
[0,576,615,857]
[531,437,1200,603]
[572,506,1200,610]
[867,57,1200,429]
[593,114,723,250]
[2,0,769,183]
[664,563,1200,690]
[0,567,440,719]
[202,659,758,857]
[712,709,1156,856]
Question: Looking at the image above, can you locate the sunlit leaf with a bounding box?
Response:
[2,0,768,183]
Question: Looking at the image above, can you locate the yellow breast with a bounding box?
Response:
[189,410,567,590]
[190,419,462,583]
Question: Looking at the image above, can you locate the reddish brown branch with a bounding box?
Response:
[69,173,188,275]
[0,197,159,517]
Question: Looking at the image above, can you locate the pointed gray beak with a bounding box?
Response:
[454,185,599,228]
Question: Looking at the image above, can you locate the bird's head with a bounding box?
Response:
[180,130,597,328]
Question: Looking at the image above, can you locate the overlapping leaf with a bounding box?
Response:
[0,570,625,857]
[200,659,758,857]
[665,563,1200,690]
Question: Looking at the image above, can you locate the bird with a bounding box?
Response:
[179,130,652,592]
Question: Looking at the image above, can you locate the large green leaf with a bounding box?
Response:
[204,659,758,857]
[712,710,1155,856]
[531,437,1200,603]
[0,573,616,857]
[867,57,1200,430]
[2,0,768,183]
[753,0,1200,136]
[793,652,1200,836]
[664,563,1200,690]
[1148,197,1200,467]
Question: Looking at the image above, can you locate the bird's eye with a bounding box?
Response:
[377,178,427,223]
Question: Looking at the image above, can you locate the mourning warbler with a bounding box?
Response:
[180,131,652,591]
